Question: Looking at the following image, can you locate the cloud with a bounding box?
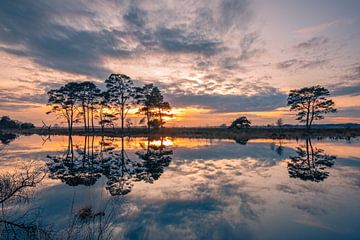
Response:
[166,88,287,113]
[239,32,263,61]
[218,32,264,70]
[294,37,329,50]
[123,4,147,28]
[344,64,360,81]
[277,59,327,70]
[295,19,351,36]
[220,0,251,30]
[0,1,134,78]
[154,27,223,55]
[331,82,360,96]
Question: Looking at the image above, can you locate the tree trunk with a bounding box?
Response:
[146,112,150,133]
[158,107,163,128]
[309,100,315,129]
[91,107,94,132]
[82,103,87,131]
[87,106,90,132]
[121,104,124,133]
[305,102,311,130]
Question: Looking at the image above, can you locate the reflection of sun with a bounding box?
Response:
[149,137,174,147]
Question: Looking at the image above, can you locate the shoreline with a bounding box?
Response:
[5,127,360,140]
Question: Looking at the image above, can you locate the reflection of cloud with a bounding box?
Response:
[2,135,360,239]
[293,203,327,216]
[294,215,335,232]
[239,192,264,221]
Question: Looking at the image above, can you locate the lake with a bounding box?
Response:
[0,135,359,240]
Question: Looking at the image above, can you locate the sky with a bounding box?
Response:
[0,0,359,127]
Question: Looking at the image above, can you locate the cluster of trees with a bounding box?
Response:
[230,85,336,130]
[47,73,172,134]
[0,116,35,130]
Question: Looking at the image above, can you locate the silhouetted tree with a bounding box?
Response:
[135,84,155,131]
[135,84,172,130]
[288,138,336,182]
[0,116,35,129]
[47,82,79,134]
[97,91,111,132]
[152,88,172,128]
[75,82,101,132]
[229,116,251,129]
[287,86,336,129]
[276,118,283,128]
[105,74,135,132]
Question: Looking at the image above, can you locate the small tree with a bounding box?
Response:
[105,74,135,132]
[229,116,251,129]
[276,118,283,128]
[287,85,336,129]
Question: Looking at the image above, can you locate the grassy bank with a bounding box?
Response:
[8,127,360,140]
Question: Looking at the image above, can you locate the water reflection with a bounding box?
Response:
[233,137,249,145]
[47,135,173,196]
[0,132,16,145]
[270,138,285,156]
[1,136,359,239]
[288,138,336,182]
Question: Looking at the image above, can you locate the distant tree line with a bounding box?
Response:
[47,73,172,134]
[0,116,35,130]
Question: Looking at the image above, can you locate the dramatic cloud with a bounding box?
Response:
[331,83,360,96]
[167,88,287,113]
[154,27,223,55]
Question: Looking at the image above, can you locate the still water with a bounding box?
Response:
[0,135,359,240]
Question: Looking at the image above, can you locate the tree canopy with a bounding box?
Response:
[287,85,336,129]
[229,116,251,129]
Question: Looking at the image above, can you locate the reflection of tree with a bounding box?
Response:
[270,139,284,156]
[101,137,138,196]
[0,132,17,145]
[47,135,173,196]
[135,137,173,183]
[288,138,336,182]
[233,137,249,145]
[47,135,102,186]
